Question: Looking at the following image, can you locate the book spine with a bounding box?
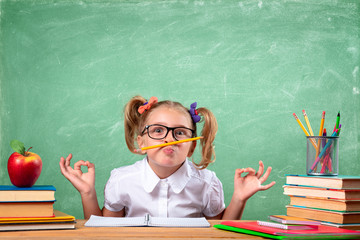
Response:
[257,220,287,229]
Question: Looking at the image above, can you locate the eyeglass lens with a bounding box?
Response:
[146,125,193,141]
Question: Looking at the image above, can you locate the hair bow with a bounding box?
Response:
[138,96,158,114]
[189,102,201,123]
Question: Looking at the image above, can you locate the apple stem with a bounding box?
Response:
[25,147,33,156]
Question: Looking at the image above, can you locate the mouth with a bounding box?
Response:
[162,146,175,154]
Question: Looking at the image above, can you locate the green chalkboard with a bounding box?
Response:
[1,0,359,220]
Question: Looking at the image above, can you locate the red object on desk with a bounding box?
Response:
[221,221,360,237]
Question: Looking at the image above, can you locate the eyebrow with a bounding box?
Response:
[147,123,191,128]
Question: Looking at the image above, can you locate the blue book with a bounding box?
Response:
[0,185,56,202]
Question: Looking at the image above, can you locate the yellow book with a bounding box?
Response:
[0,210,75,224]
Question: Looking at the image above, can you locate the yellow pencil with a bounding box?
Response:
[302,110,314,136]
[293,113,310,136]
[134,136,203,152]
[318,111,325,136]
[293,113,318,149]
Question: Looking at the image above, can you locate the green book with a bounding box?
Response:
[214,221,360,240]
[214,224,286,239]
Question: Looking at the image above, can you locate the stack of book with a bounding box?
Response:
[283,174,360,230]
[215,218,360,239]
[0,185,75,231]
[257,215,321,230]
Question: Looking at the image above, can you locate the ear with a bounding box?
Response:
[187,141,197,157]
[136,135,146,155]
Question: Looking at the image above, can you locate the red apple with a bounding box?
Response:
[8,140,42,188]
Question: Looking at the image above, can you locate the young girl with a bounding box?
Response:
[59,96,275,219]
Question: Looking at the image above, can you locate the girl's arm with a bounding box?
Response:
[222,161,276,220]
[59,154,124,219]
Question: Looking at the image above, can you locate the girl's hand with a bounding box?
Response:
[233,160,275,202]
[59,153,96,196]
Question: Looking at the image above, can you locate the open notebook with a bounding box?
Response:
[85,214,210,228]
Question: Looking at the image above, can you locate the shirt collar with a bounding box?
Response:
[143,157,161,193]
[167,159,192,194]
[142,157,192,194]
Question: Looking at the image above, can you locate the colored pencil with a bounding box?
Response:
[315,111,326,158]
[134,136,203,152]
[293,113,310,136]
[302,110,314,136]
[335,111,340,130]
[320,147,332,174]
[309,129,338,173]
[293,113,317,149]
[333,111,341,133]
[338,124,342,135]
[318,111,325,136]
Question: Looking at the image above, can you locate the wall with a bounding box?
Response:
[0,0,359,220]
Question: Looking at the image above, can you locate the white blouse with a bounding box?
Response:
[104,157,225,218]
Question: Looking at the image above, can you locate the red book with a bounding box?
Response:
[218,221,360,238]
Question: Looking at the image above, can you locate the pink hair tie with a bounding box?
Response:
[138,97,158,114]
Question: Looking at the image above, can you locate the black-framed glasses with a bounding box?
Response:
[141,124,195,141]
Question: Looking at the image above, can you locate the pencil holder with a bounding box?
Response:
[306,136,339,176]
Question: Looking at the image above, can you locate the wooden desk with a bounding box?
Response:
[0,220,267,239]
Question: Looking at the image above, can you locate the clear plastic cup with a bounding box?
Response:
[306,136,339,176]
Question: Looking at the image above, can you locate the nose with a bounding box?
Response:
[164,130,176,142]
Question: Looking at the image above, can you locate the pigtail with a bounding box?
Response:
[193,107,218,169]
[123,96,147,154]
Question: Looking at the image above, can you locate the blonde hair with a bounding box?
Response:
[123,96,218,169]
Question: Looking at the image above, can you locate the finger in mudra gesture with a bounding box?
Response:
[59,153,96,195]
[233,160,276,201]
